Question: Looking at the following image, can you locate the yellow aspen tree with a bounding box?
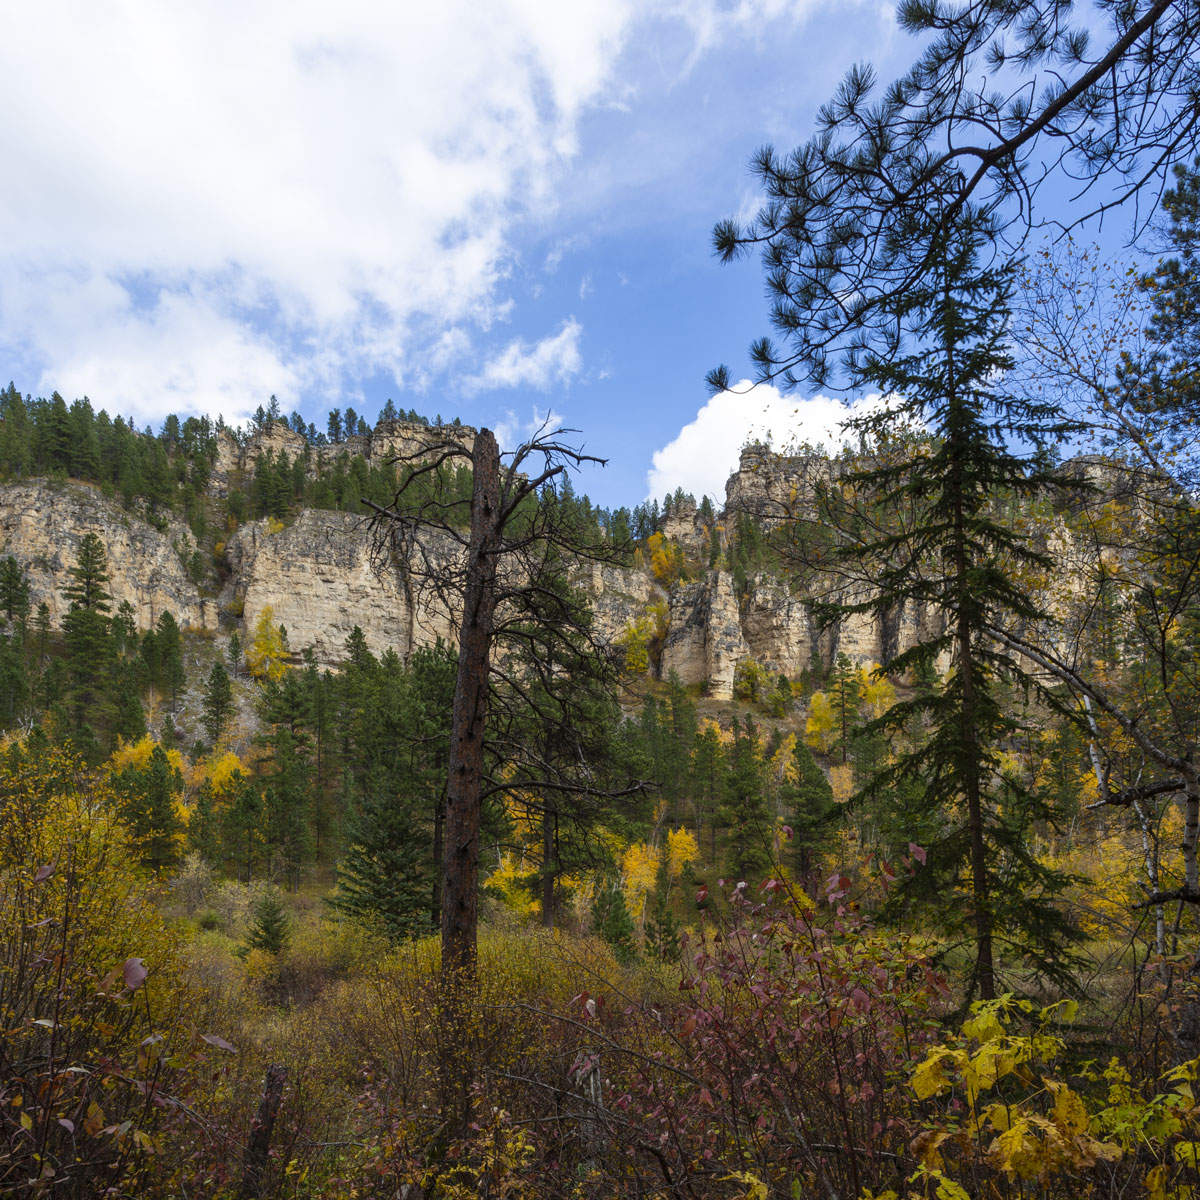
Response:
[245,604,288,681]
[805,692,836,754]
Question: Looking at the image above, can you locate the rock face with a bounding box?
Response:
[0,481,218,631]
[661,570,750,698]
[224,511,461,666]
[0,431,1082,691]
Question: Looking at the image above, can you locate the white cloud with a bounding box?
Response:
[0,0,863,427]
[465,319,583,393]
[0,2,634,419]
[646,382,888,503]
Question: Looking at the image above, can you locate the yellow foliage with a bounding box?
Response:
[805,692,835,753]
[861,665,896,718]
[666,827,699,877]
[109,733,183,776]
[266,516,285,535]
[769,732,799,785]
[698,716,731,747]
[485,854,538,918]
[246,603,289,681]
[647,532,685,586]
[830,763,855,804]
[621,841,659,920]
[903,997,1200,1195]
[204,750,248,798]
[722,1171,767,1200]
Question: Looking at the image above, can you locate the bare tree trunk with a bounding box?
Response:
[431,791,444,930]
[441,429,501,981]
[541,808,556,929]
[239,1063,286,1200]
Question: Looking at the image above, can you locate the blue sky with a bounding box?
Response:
[0,1,1151,509]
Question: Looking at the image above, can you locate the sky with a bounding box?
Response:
[0,1,1149,510]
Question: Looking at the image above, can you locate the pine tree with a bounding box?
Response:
[61,533,114,738]
[827,653,863,764]
[784,737,836,875]
[331,639,455,938]
[115,744,182,872]
[0,556,30,624]
[202,661,234,745]
[719,714,771,881]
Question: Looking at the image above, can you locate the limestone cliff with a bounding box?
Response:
[0,427,1091,701]
[0,480,218,631]
[222,510,457,666]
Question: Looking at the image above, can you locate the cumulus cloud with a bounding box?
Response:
[465,319,583,393]
[646,382,889,503]
[0,2,632,422]
[0,0,861,429]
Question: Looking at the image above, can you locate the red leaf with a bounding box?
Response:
[123,958,147,991]
[909,842,927,866]
[681,1016,697,1037]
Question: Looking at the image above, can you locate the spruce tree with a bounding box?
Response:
[245,888,292,956]
[591,878,637,964]
[835,211,1081,999]
[784,737,836,875]
[115,744,182,872]
[153,611,185,710]
[331,639,455,938]
[0,556,30,624]
[827,653,863,765]
[719,714,771,881]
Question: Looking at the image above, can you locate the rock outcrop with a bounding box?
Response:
[0,429,1088,695]
[0,481,218,631]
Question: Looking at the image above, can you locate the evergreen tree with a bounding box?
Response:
[0,556,30,624]
[644,847,682,962]
[719,714,771,881]
[61,533,114,738]
[782,737,836,875]
[245,887,292,956]
[262,726,313,887]
[153,611,185,709]
[111,661,147,745]
[0,629,29,729]
[827,653,863,764]
[692,719,725,860]
[833,213,1082,998]
[224,776,263,881]
[115,744,182,872]
[202,661,234,745]
[331,638,455,938]
[591,878,637,964]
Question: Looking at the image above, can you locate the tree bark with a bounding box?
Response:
[441,429,501,980]
[239,1063,286,1200]
[541,808,556,929]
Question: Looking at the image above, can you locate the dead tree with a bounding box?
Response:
[368,423,642,980]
